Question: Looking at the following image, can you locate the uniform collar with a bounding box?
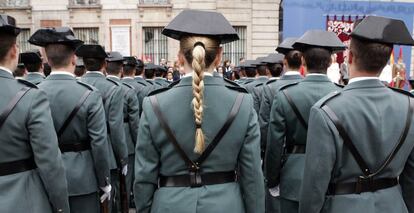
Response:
[284,71,301,76]
[50,71,75,77]
[348,77,380,85]
[27,72,45,77]
[183,71,213,78]
[123,76,134,80]
[175,75,224,87]
[303,74,331,82]
[86,71,105,76]
[107,75,120,79]
[0,66,13,76]
[344,78,385,91]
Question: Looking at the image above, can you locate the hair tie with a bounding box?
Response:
[196,123,202,129]
[193,42,205,49]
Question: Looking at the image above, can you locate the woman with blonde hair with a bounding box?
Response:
[133,9,264,213]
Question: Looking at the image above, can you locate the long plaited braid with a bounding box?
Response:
[191,43,206,154]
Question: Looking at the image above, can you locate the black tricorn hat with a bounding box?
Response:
[293,30,346,53]
[123,56,137,66]
[162,9,239,44]
[252,57,267,66]
[29,27,84,48]
[0,14,21,36]
[276,37,298,55]
[75,45,108,59]
[239,60,257,68]
[136,59,144,67]
[351,16,414,46]
[106,51,124,62]
[144,63,158,70]
[19,50,42,64]
[262,53,284,64]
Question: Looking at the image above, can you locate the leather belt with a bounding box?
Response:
[327,177,398,195]
[287,145,306,154]
[0,157,37,176]
[159,171,237,188]
[59,142,91,153]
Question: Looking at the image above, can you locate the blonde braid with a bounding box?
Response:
[192,44,206,154]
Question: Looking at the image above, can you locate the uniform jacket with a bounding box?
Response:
[108,76,140,156]
[299,79,414,213]
[265,74,341,202]
[250,76,270,114]
[0,70,69,213]
[134,76,265,213]
[25,72,44,85]
[153,77,170,87]
[81,72,128,169]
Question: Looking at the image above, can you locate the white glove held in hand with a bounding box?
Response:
[122,165,128,176]
[100,184,112,203]
[269,185,280,197]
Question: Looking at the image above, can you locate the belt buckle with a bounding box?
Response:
[189,164,202,188]
[356,175,373,194]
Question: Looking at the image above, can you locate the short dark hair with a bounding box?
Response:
[25,62,42,73]
[144,68,155,79]
[106,61,123,75]
[285,50,302,70]
[0,32,17,63]
[267,63,283,77]
[350,37,392,73]
[43,63,51,76]
[44,44,74,69]
[257,65,267,76]
[245,67,256,77]
[155,68,165,77]
[74,66,85,77]
[83,58,105,71]
[303,48,332,73]
[13,66,26,77]
[136,66,144,76]
[123,64,136,76]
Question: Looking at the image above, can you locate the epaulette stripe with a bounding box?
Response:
[334,83,345,88]
[320,91,341,106]
[148,87,171,96]
[76,81,94,91]
[106,78,120,86]
[388,87,414,97]
[17,79,38,88]
[280,82,300,91]
[122,82,134,89]
[266,79,277,85]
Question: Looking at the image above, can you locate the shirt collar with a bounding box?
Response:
[284,71,301,76]
[348,77,380,85]
[107,75,120,79]
[183,71,213,78]
[86,71,105,76]
[123,77,134,80]
[270,77,280,80]
[28,72,45,77]
[306,73,327,76]
[0,66,13,75]
[50,71,75,77]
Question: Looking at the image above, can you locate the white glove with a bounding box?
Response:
[269,185,280,197]
[122,165,128,176]
[100,184,112,203]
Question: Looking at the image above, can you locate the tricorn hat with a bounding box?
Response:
[239,60,257,69]
[123,56,137,66]
[0,14,21,36]
[162,9,239,44]
[276,37,298,55]
[75,45,108,59]
[293,30,346,53]
[262,53,284,64]
[29,27,84,48]
[19,50,42,65]
[136,59,144,67]
[351,16,414,46]
[144,63,158,70]
[106,51,124,62]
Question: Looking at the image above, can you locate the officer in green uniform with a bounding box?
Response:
[29,27,112,213]
[122,57,146,115]
[239,60,256,86]
[106,51,140,213]
[138,63,158,103]
[299,16,414,213]
[153,65,170,87]
[0,14,70,213]
[77,45,129,212]
[259,37,303,213]
[134,9,265,213]
[21,50,45,84]
[265,30,345,213]
[75,58,86,79]
[135,59,150,87]
[246,58,269,114]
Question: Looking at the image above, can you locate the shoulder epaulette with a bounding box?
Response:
[388,87,414,97]
[255,83,265,88]
[334,83,345,88]
[76,81,95,91]
[137,81,147,87]
[17,79,38,88]
[316,90,341,108]
[266,79,277,85]
[279,82,300,91]
[168,79,181,88]
[148,87,171,96]
[223,78,248,93]
[106,78,120,86]
[122,82,134,89]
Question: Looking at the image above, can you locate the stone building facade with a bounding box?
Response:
[1,0,281,65]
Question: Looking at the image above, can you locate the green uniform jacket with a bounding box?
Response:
[153,77,171,87]
[265,74,342,202]
[259,74,303,156]
[134,76,265,213]
[0,70,69,212]
[108,76,140,155]
[25,72,44,85]
[39,73,111,196]
[299,79,414,213]
[135,77,153,115]
[251,76,270,115]
[81,72,128,169]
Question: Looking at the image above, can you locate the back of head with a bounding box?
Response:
[25,62,42,73]
[0,32,17,65]
[124,65,136,76]
[257,65,267,76]
[106,61,123,76]
[285,50,302,70]
[154,67,164,77]
[74,65,85,77]
[267,63,283,77]
[303,48,332,73]
[245,67,256,77]
[350,37,392,74]
[13,66,26,77]
[45,44,74,70]
[83,57,105,71]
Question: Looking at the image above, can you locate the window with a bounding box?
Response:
[73,28,99,44]
[0,0,29,7]
[69,0,100,6]
[18,29,33,53]
[143,27,168,64]
[223,26,246,66]
[139,0,169,4]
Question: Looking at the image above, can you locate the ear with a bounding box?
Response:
[348,50,353,65]
[177,51,185,66]
[214,47,223,67]
[9,43,18,62]
[71,55,76,66]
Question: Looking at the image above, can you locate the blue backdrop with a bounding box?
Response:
[283,0,414,79]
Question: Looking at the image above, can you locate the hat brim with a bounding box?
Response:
[293,42,346,53]
[162,29,239,44]
[0,25,21,36]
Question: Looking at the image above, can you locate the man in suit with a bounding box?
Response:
[299,16,414,213]
[29,27,111,213]
[266,30,345,213]
[78,45,129,212]
[0,14,70,213]
[21,50,45,84]
[106,51,140,213]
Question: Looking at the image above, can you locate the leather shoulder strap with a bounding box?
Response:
[103,85,117,104]
[0,87,32,129]
[196,93,244,165]
[57,90,92,138]
[149,96,197,168]
[321,104,371,176]
[282,89,308,129]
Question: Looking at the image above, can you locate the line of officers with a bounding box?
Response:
[1,12,414,213]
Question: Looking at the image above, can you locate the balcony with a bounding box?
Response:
[68,0,102,9]
[0,0,31,10]
[138,0,173,9]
